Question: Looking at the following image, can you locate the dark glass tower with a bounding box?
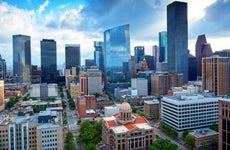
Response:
[0,55,6,80]
[65,44,81,74]
[94,41,104,72]
[104,24,131,96]
[13,34,31,83]
[195,34,213,77]
[41,39,57,83]
[134,46,145,63]
[159,31,167,62]
[167,1,188,83]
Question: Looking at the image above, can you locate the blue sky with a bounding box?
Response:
[0,0,229,67]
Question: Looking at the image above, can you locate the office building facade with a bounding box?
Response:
[167,1,188,83]
[94,41,104,72]
[65,44,81,74]
[104,24,131,96]
[0,55,6,80]
[202,56,229,96]
[87,67,102,95]
[85,59,95,70]
[13,34,31,83]
[41,39,57,83]
[188,54,197,81]
[134,46,145,63]
[159,31,167,62]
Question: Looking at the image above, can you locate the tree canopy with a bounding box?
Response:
[148,139,178,150]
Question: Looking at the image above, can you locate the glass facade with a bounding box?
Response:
[13,34,31,83]
[158,31,167,62]
[94,41,104,72]
[134,46,145,63]
[167,1,188,83]
[0,55,6,80]
[41,39,57,83]
[104,24,131,95]
[65,44,81,74]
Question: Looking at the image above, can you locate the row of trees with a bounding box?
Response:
[65,132,76,150]
[148,139,178,150]
[77,120,102,150]
[66,91,75,109]
[7,96,19,108]
[159,121,178,138]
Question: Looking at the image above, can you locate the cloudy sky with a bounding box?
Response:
[0,0,229,68]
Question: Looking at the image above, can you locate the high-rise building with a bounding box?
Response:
[159,31,167,62]
[218,98,230,150]
[87,67,102,95]
[202,56,229,96]
[188,53,197,81]
[134,46,145,63]
[13,34,31,83]
[144,100,159,120]
[0,80,4,111]
[167,1,188,83]
[140,55,154,71]
[195,34,213,77]
[0,55,6,80]
[80,72,88,95]
[104,24,131,96]
[41,39,57,83]
[85,59,95,70]
[140,58,149,71]
[94,41,104,72]
[65,44,81,74]
[131,56,136,78]
[152,45,158,70]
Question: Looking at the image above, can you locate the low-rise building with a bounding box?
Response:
[144,99,159,120]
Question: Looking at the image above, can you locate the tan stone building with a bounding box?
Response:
[102,102,155,150]
[70,82,80,98]
[0,80,4,112]
[144,100,159,120]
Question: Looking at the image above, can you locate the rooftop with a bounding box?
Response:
[144,100,159,105]
[37,123,61,129]
[190,128,218,138]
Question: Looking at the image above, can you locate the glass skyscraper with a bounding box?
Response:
[0,55,6,80]
[158,31,167,62]
[13,34,31,83]
[104,24,131,96]
[41,39,57,83]
[65,44,81,74]
[94,41,104,72]
[167,1,188,83]
[134,46,145,63]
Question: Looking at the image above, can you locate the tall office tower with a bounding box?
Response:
[41,39,57,83]
[0,55,6,80]
[104,24,131,96]
[94,41,104,72]
[0,80,4,111]
[152,45,158,70]
[159,31,167,62]
[13,34,31,83]
[195,34,213,77]
[140,58,149,71]
[202,56,229,96]
[80,72,88,95]
[85,59,95,70]
[131,56,136,78]
[214,49,230,57]
[65,44,81,74]
[167,1,188,83]
[134,46,145,63]
[140,55,154,71]
[219,98,230,150]
[87,67,102,95]
[188,53,197,81]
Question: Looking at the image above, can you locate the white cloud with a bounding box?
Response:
[37,0,49,14]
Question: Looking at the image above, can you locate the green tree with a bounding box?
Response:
[94,93,100,97]
[148,139,178,150]
[85,143,96,150]
[137,111,145,116]
[65,132,76,150]
[185,134,195,149]
[183,130,190,139]
[132,107,137,113]
[210,124,218,132]
[201,141,208,150]
[211,138,218,149]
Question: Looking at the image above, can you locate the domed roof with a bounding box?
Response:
[119,102,132,113]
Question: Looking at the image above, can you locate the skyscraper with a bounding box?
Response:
[65,44,81,74]
[195,34,213,77]
[159,31,167,62]
[167,1,188,83]
[104,24,131,96]
[41,39,57,83]
[0,80,4,111]
[0,55,6,80]
[202,56,229,96]
[94,41,104,72]
[13,34,31,83]
[152,45,158,70]
[134,46,145,63]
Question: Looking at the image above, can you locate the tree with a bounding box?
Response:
[94,93,100,97]
[65,132,76,150]
[183,130,190,139]
[210,124,218,132]
[137,111,144,116]
[148,139,178,150]
[132,107,137,113]
[201,141,208,150]
[185,134,195,149]
[86,143,96,150]
[211,138,218,149]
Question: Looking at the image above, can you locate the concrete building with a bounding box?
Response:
[102,102,155,150]
[104,104,121,117]
[0,55,6,80]
[79,72,88,95]
[144,100,159,120]
[87,67,102,95]
[202,56,229,96]
[190,128,218,150]
[30,83,58,99]
[161,94,219,133]
[70,82,80,98]
[136,78,148,96]
[0,80,4,112]
[218,98,230,150]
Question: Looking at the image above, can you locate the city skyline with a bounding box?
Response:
[0,0,229,67]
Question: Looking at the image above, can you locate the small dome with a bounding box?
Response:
[119,102,132,113]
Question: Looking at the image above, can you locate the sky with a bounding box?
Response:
[0,0,230,68]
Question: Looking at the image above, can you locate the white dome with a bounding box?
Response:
[119,102,132,113]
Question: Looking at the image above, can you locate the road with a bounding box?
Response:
[153,125,188,150]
